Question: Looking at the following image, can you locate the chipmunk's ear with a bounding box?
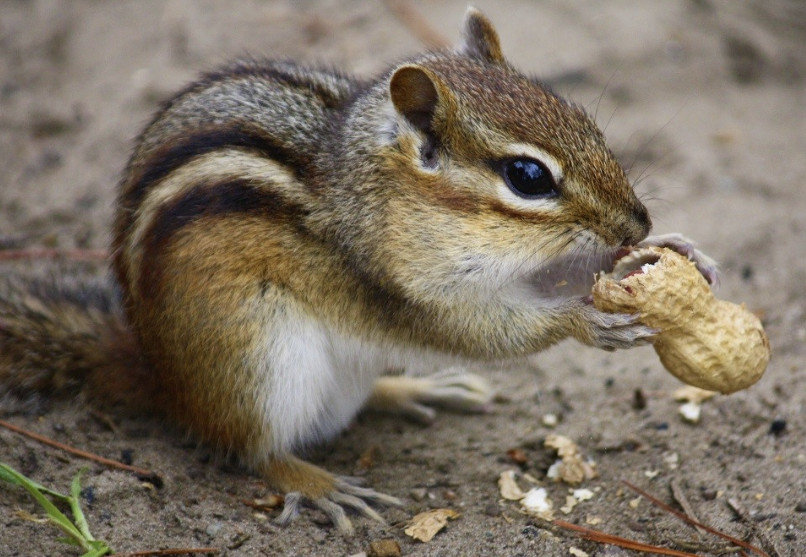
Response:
[390,64,441,133]
[459,7,505,64]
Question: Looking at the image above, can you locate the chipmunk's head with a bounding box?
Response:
[375,8,650,301]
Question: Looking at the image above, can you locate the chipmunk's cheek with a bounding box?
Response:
[524,249,615,299]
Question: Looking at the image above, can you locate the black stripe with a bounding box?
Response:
[123,127,309,216]
[201,60,351,109]
[138,180,307,296]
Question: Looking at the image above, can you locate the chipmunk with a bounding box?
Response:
[0,9,717,533]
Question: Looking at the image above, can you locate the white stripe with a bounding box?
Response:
[125,149,298,298]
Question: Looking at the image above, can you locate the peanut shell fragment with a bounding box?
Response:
[592,246,769,394]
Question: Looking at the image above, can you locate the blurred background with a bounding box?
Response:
[0,2,804,555]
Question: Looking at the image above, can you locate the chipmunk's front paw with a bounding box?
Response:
[265,456,402,535]
[574,301,657,351]
[368,368,494,423]
[638,233,719,285]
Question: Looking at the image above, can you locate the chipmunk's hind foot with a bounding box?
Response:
[265,455,401,535]
[368,367,494,423]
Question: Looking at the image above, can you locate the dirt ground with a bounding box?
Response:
[1,1,804,555]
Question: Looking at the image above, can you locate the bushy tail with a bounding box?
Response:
[0,273,155,412]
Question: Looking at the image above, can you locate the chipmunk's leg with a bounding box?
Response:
[249,313,403,534]
[261,455,402,535]
[367,367,494,423]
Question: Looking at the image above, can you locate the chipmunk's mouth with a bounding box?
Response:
[608,247,662,281]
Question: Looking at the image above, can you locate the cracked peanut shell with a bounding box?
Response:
[592,246,769,394]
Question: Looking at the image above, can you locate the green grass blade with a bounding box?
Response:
[81,540,112,557]
[70,468,95,541]
[0,463,84,543]
[0,462,70,502]
[0,462,111,555]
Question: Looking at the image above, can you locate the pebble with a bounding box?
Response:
[367,539,401,557]
[701,488,718,501]
[80,486,95,505]
[632,388,647,410]
[484,503,501,517]
[521,525,540,539]
[410,487,428,501]
[769,418,787,436]
[206,521,224,537]
[679,402,702,423]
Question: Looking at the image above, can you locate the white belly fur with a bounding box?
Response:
[255,310,464,455]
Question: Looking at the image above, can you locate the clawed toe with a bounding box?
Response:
[313,497,353,534]
[422,367,494,411]
[273,478,401,534]
[275,492,302,526]
[369,369,495,423]
[335,477,404,508]
[578,303,657,350]
[266,456,400,534]
[639,233,719,285]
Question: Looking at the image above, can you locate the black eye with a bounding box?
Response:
[501,158,558,198]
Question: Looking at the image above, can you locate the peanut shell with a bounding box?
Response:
[591,246,769,394]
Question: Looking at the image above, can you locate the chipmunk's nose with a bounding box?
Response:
[621,204,652,246]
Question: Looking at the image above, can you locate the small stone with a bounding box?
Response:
[700,488,717,501]
[521,487,554,520]
[80,486,95,505]
[541,413,559,427]
[521,525,540,539]
[506,447,528,465]
[367,539,401,557]
[410,488,428,501]
[794,502,806,513]
[206,521,224,537]
[679,402,701,423]
[769,418,787,436]
[484,503,501,517]
[632,388,647,410]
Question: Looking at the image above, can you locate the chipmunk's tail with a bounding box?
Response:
[0,273,156,412]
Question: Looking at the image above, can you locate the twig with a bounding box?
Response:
[89,409,122,436]
[0,248,109,262]
[0,419,162,486]
[727,498,780,557]
[669,479,706,536]
[552,519,700,557]
[112,548,218,556]
[383,0,449,48]
[623,480,769,557]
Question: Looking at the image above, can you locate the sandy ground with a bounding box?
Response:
[1,1,804,555]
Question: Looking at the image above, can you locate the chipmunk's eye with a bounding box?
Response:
[501,158,558,198]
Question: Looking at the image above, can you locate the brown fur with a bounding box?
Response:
[2,10,654,527]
